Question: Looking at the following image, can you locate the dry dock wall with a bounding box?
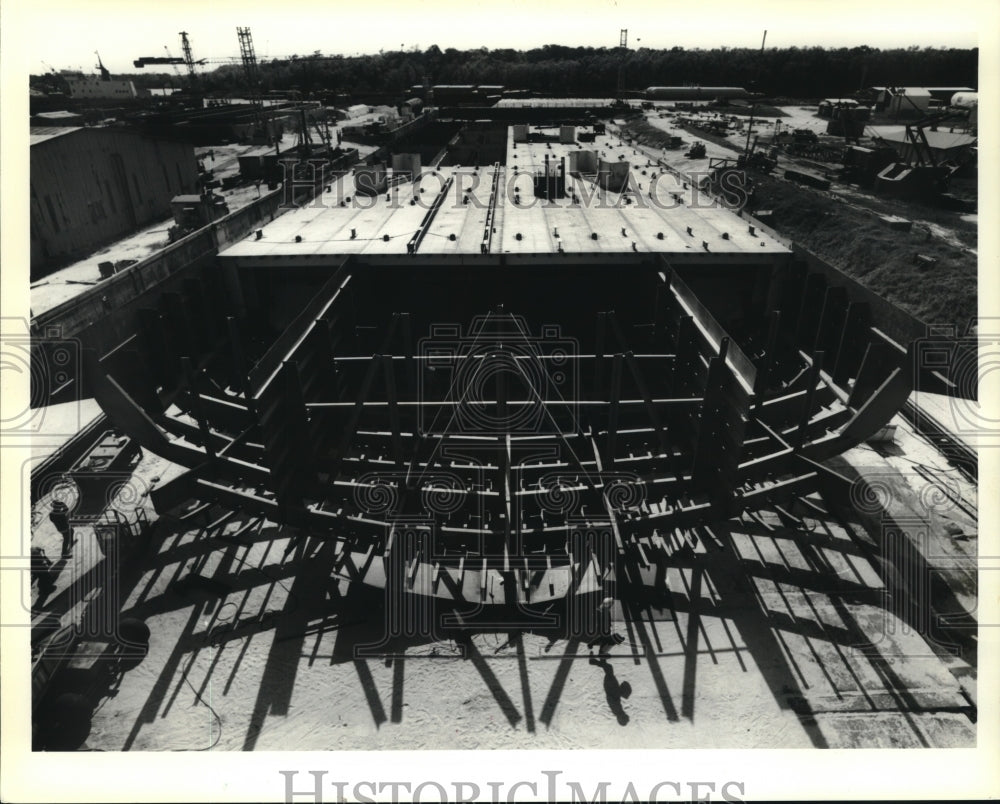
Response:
[29,185,309,402]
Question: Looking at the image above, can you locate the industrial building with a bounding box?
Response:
[129,101,321,145]
[817,98,871,120]
[870,86,975,115]
[30,126,199,276]
[410,85,507,106]
[62,71,139,100]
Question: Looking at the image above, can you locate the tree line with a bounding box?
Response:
[36,45,977,101]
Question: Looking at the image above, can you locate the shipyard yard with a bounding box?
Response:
[3,7,998,803]
[22,116,984,752]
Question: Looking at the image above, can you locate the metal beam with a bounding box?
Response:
[305,397,705,409]
[753,309,781,407]
[181,357,216,459]
[606,353,623,464]
[382,354,403,465]
[249,264,352,397]
[794,350,824,447]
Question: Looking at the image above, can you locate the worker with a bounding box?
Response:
[587,596,623,656]
[31,547,55,598]
[49,499,74,557]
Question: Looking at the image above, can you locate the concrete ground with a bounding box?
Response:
[30,411,976,751]
[770,105,829,134]
[634,113,740,177]
[25,399,103,463]
[635,109,825,180]
[30,221,177,318]
[909,390,989,453]
[30,186,260,319]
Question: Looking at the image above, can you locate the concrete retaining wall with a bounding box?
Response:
[29,183,321,405]
[32,189,288,345]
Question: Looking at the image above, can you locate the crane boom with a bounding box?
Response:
[179,31,199,87]
[133,56,187,68]
[94,50,110,81]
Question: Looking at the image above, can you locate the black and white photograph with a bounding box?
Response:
[1,0,997,800]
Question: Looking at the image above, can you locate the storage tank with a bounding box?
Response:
[559,125,576,144]
[950,92,978,108]
[512,124,529,143]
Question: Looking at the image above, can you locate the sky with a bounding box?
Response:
[5,0,988,76]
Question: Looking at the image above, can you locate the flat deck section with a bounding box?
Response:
[219,127,790,267]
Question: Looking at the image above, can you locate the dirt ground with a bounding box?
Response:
[622,108,978,329]
[747,173,977,328]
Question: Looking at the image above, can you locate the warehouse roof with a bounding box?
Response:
[494,97,616,108]
[33,110,85,119]
[646,86,746,92]
[889,87,932,98]
[872,86,974,91]
[29,126,83,145]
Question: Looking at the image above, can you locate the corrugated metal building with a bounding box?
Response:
[886,88,932,115]
[30,127,199,277]
[871,86,975,115]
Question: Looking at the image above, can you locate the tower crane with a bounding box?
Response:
[179,31,199,87]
